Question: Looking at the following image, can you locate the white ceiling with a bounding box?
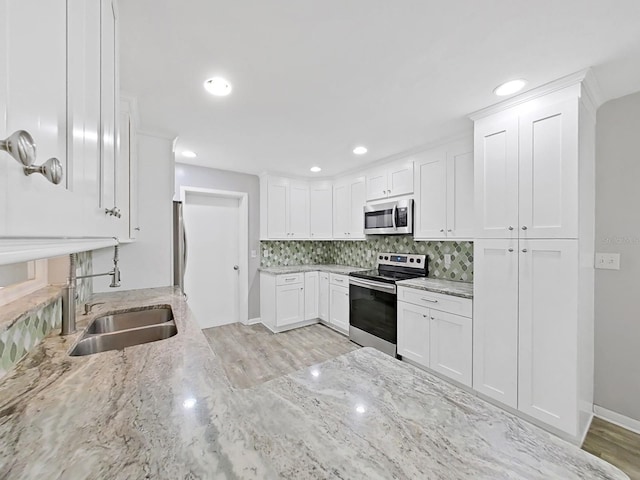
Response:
[119,0,640,178]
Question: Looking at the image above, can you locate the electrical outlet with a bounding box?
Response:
[444,254,452,268]
[595,253,620,270]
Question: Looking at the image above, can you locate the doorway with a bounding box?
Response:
[181,187,248,329]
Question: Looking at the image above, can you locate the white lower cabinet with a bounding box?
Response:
[429,310,472,386]
[275,283,305,327]
[260,273,305,331]
[304,272,319,321]
[397,301,430,366]
[397,287,473,387]
[318,272,329,322]
[329,283,350,332]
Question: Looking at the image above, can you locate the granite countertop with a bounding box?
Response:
[0,287,627,479]
[259,264,366,275]
[396,277,474,299]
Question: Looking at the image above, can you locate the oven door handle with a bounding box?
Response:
[349,277,397,294]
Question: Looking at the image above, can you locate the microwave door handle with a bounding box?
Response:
[392,205,397,230]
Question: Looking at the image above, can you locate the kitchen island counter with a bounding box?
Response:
[0,287,627,479]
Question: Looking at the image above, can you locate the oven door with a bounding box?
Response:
[349,278,397,344]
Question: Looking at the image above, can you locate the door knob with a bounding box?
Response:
[233,265,239,270]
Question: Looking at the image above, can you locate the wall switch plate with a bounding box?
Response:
[251,250,257,258]
[595,253,620,270]
[444,254,452,268]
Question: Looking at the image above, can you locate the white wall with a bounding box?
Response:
[94,133,175,291]
[594,90,640,422]
[175,163,260,319]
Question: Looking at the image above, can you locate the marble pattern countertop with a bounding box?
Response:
[0,287,627,479]
[259,264,366,275]
[397,277,474,299]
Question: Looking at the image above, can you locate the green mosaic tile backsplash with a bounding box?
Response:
[0,250,93,378]
[261,237,473,281]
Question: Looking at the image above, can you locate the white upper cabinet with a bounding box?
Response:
[365,159,413,201]
[309,182,332,239]
[262,176,309,239]
[334,176,365,240]
[518,100,578,239]
[0,0,125,240]
[474,93,580,239]
[474,114,520,238]
[414,138,474,240]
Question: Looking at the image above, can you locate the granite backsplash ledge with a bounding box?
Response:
[261,237,473,282]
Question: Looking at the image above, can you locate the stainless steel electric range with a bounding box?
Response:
[348,253,427,357]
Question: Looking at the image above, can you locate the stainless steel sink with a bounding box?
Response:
[86,307,174,334]
[70,306,177,356]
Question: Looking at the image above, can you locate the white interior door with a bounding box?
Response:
[183,192,240,329]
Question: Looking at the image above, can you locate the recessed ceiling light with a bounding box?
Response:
[494,79,527,96]
[204,77,232,96]
[310,166,322,173]
[182,150,197,158]
[353,146,368,155]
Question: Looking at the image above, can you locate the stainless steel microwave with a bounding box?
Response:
[363,199,413,235]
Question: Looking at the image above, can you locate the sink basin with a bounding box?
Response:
[86,307,173,334]
[70,305,177,356]
[70,324,177,356]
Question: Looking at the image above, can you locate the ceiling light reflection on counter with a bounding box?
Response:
[204,77,232,96]
[310,369,320,377]
[493,79,527,96]
[353,146,368,155]
[355,404,366,414]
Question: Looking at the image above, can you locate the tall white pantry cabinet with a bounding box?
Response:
[471,72,598,442]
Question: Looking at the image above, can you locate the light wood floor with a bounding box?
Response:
[202,322,359,389]
[583,417,640,480]
[203,322,640,478]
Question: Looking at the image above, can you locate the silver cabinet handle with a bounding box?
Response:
[521,226,528,231]
[422,314,427,318]
[392,204,397,230]
[522,249,528,253]
[24,157,63,185]
[447,229,452,232]
[233,265,239,271]
[285,277,297,281]
[440,229,445,233]
[1,130,36,166]
[508,248,514,252]
[508,226,514,231]
[421,298,438,303]
[105,207,122,218]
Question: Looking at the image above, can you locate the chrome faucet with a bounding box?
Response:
[61,244,121,335]
[83,302,105,315]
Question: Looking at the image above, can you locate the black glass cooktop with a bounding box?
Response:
[350,269,425,284]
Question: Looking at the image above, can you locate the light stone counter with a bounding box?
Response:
[259,264,366,275]
[0,287,627,479]
[397,277,474,299]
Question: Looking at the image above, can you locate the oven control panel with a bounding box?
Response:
[377,253,426,269]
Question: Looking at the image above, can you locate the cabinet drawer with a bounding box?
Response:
[329,273,349,287]
[276,273,304,286]
[397,286,472,318]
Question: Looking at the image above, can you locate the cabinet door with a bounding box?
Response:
[473,239,519,408]
[430,310,472,387]
[100,0,117,211]
[518,239,578,434]
[4,0,79,236]
[329,284,349,332]
[276,283,305,327]
[397,301,430,367]
[348,177,366,239]
[289,183,309,239]
[474,113,519,238]
[318,272,329,321]
[387,160,413,198]
[267,179,289,239]
[309,183,332,239]
[332,182,349,239]
[519,100,578,239]
[366,168,388,201]
[414,150,447,239]
[446,146,474,239]
[304,272,319,320]
[0,0,7,234]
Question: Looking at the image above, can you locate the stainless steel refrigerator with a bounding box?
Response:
[173,201,187,296]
